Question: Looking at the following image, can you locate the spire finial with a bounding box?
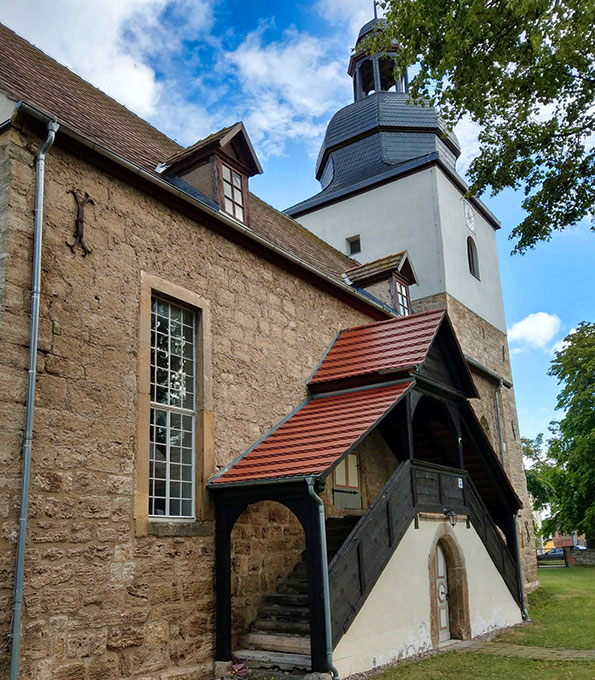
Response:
[373,1,378,20]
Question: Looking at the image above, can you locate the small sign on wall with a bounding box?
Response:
[458,478,464,489]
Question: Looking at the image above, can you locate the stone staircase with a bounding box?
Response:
[233,515,359,676]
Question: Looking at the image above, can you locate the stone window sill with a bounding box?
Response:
[147,520,214,537]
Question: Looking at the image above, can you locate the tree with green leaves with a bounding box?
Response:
[522,433,558,513]
[523,324,595,544]
[546,322,595,544]
[370,1,595,253]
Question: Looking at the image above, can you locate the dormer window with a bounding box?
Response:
[221,163,245,222]
[344,251,418,317]
[392,274,411,316]
[159,122,262,228]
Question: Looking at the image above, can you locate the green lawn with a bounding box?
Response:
[368,566,595,680]
[496,567,595,649]
[372,653,595,679]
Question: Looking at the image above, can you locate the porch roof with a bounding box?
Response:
[209,380,413,486]
[308,308,445,388]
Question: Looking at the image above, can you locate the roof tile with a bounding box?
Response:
[210,381,413,485]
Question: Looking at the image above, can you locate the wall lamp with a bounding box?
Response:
[443,508,457,527]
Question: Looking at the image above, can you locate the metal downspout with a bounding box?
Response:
[307,479,340,680]
[494,379,505,467]
[513,514,530,621]
[9,119,59,680]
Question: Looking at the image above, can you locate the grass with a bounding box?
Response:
[369,566,595,680]
[372,653,595,679]
[496,567,595,649]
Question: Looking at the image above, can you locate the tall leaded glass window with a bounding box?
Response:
[150,297,196,518]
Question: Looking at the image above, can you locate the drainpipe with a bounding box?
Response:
[494,379,505,467]
[307,479,340,680]
[9,119,59,680]
[513,514,530,621]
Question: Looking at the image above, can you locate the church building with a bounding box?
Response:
[0,17,535,680]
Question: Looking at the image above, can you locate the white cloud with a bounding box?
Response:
[0,0,215,118]
[316,0,376,39]
[550,327,576,355]
[508,312,562,350]
[454,115,481,179]
[222,23,351,158]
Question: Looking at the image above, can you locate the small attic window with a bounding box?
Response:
[221,162,246,223]
[392,273,411,317]
[347,235,361,255]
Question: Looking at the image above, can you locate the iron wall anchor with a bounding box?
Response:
[66,189,94,256]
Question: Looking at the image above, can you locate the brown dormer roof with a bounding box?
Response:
[344,251,418,287]
[163,122,263,176]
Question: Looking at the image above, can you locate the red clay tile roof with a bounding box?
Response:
[0,23,358,286]
[309,309,445,387]
[210,381,413,485]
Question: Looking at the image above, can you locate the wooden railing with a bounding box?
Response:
[328,460,521,646]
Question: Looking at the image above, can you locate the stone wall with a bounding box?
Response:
[0,124,374,679]
[574,550,595,567]
[413,292,538,591]
[231,502,305,644]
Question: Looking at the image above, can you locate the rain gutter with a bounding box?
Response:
[9,118,59,680]
[307,478,339,680]
[513,514,530,621]
[11,102,393,321]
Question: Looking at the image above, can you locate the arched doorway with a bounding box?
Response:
[436,544,450,642]
[428,529,471,647]
[231,501,306,645]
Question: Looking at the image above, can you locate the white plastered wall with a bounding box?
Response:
[332,516,522,678]
[296,169,446,301]
[295,165,507,333]
[434,170,507,332]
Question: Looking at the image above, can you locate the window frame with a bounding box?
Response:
[149,296,197,519]
[136,273,214,535]
[217,156,249,225]
[333,452,360,491]
[467,236,480,280]
[392,272,411,317]
[347,235,361,256]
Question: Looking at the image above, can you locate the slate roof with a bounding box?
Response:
[315,92,459,177]
[209,381,413,485]
[0,23,360,289]
[309,309,445,387]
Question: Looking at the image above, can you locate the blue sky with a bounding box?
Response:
[1,0,593,441]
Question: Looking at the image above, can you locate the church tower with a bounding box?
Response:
[286,18,538,590]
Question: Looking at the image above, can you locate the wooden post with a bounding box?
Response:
[304,493,329,672]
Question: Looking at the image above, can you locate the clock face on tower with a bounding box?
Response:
[464,201,476,232]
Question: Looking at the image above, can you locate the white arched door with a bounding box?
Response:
[436,545,450,642]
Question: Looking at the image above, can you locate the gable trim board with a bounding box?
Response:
[3,101,392,323]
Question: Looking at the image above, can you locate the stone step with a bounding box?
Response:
[277,580,308,595]
[252,618,310,635]
[240,632,310,655]
[233,649,311,672]
[259,604,310,621]
[268,592,308,607]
